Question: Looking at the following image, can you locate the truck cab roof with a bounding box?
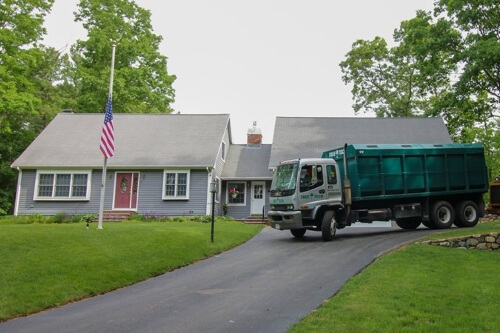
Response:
[279,158,333,165]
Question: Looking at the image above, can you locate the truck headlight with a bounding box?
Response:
[270,204,294,210]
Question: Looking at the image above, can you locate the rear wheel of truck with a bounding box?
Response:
[290,228,306,238]
[395,218,421,229]
[321,211,337,241]
[454,200,479,228]
[429,201,454,229]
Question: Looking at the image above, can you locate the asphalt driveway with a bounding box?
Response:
[0,226,442,333]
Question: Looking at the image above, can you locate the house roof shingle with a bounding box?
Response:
[269,117,452,167]
[221,144,273,179]
[12,113,230,168]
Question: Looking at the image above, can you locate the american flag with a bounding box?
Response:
[100,96,114,158]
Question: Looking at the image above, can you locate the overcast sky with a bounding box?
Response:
[43,0,434,144]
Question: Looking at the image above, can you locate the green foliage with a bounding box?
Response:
[28,213,48,223]
[0,0,62,215]
[80,213,97,224]
[0,221,264,320]
[128,213,233,224]
[53,211,72,223]
[0,213,100,225]
[340,10,460,117]
[69,0,176,114]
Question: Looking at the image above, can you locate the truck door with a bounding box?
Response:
[326,164,342,201]
[298,164,326,205]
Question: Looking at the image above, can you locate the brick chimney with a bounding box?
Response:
[247,121,262,147]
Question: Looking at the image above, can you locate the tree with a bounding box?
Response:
[68,0,176,114]
[435,0,500,112]
[0,0,60,214]
[340,0,499,181]
[339,10,460,118]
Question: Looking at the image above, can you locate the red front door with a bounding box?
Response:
[114,173,139,209]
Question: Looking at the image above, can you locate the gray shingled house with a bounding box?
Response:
[11,113,234,219]
[11,114,452,220]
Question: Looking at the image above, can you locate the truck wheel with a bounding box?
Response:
[454,200,479,228]
[395,218,421,229]
[290,228,306,238]
[321,211,337,241]
[429,201,454,229]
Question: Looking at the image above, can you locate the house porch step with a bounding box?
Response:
[98,210,136,222]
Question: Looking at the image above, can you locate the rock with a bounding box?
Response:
[466,238,479,247]
[485,236,496,243]
[476,243,489,250]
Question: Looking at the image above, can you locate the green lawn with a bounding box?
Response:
[2,219,499,330]
[0,220,264,321]
[290,220,500,333]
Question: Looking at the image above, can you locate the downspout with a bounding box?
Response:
[343,144,352,223]
[14,167,22,216]
[206,167,213,215]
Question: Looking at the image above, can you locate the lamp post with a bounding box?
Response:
[210,181,217,243]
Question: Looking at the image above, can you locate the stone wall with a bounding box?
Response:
[422,232,500,250]
[480,213,500,223]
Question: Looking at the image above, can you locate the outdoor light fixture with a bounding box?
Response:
[210,181,217,194]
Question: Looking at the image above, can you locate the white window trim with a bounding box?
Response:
[226,182,246,206]
[34,170,92,201]
[220,141,226,161]
[162,170,190,200]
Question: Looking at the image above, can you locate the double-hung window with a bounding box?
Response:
[35,171,91,200]
[163,170,190,199]
[227,182,245,205]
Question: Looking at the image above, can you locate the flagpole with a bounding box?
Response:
[98,42,117,230]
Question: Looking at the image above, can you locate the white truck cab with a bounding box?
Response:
[268,158,343,240]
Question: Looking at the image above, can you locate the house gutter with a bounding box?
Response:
[206,167,214,216]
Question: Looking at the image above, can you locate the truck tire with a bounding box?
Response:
[290,228,306,238]
[321,211,337,241]
[454,200,479,228]
[429,201,454,229]
[395,218,421,229]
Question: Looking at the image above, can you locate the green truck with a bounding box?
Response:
[268,143,489,241]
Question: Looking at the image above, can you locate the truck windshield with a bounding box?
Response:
[270,163,299,196]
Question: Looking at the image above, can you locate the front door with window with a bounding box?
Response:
[114,172,139,209]
[250,181,266,215]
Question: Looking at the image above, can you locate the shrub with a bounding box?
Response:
[29,213,48,224]
[80,214,97,224]
[188,215,213,223]
[53,211,72,224]
[128,213,144,221]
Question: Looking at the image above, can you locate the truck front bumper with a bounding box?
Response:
[268,210,304,230]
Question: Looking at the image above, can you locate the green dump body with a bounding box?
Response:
[322,144,489,204]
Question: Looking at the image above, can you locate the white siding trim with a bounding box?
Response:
[14,168,22,216]
[162,169,190,200]
[206,174,212,215]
